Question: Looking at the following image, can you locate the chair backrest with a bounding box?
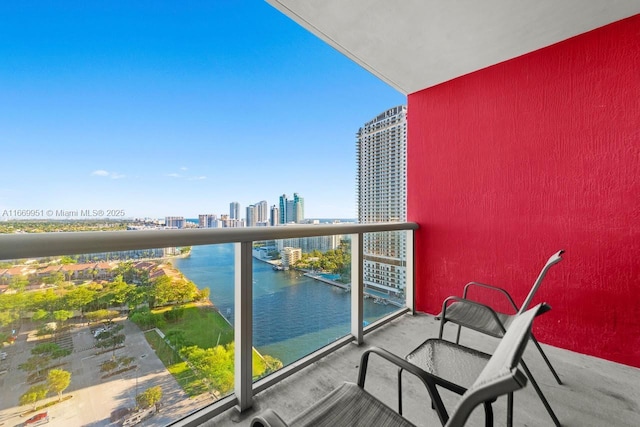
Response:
[445,304,544,427]
[518,250,564,314]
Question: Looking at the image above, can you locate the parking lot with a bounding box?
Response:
[0,319,212,426]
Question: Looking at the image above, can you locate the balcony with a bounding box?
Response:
[0,223,417,426]
[2,224,639,427]
[202,313,640,427]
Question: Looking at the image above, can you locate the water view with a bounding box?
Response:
[173,244,399,365]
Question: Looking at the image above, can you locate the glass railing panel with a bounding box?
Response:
[362,230,408,325]
[0,245,226,427]
[251,237,353,375]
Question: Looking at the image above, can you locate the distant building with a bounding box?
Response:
[256,200,268,223]
[279,193,305,224]
[230,202,240,220]
[270,205,280,226]
[276,224,344,253]
[198,214,218,228]
[246,205,257,227]
[357,105,407,296]
[220,214,244,228]
[165,216,185,229]
[281,247,302,269]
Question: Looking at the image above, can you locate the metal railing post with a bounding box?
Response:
[350,232,364,345]
[405,229,415,314]
[234,241,253,411]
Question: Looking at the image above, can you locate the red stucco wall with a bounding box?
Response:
[407,14,640,367]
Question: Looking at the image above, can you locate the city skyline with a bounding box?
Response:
[0,2,405,220]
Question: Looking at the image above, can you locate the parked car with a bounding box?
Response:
[0,351,7,360]
[24,412,49,425]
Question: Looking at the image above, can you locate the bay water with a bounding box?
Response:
[173,243,398,365]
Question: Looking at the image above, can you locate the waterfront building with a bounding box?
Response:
[198,214,218,228]
[165,216,186,229]
[276,227,343,254]
[75,247,178,262]
[357,105,407,296]
[220,214,245,228]
[246,205,257,227]
[230,202,240,220]
[270,205,280,226]
[279,193,305,224]
[281,247,302,269]
[256,200,269,223]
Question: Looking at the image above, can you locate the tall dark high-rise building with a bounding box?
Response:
[270,205,280,226]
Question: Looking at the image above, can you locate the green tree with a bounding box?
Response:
[9,275,29,292]
[180,343,235,394]
[53,309,74,330]
[59,256,77,265]
[64,286,96,315]
[150,276,175,307]
[32,309,51,323]
[42,271,65,286]
[19,384,49,410]
[19,354,51,377]
[32,342,71,360]
[136,386,162,409]
[96,333,125,356]
[47,369,71,401]
[196,286,210,302]
[100,359,119,373]
[263,354,284,375]
[86,309,118,325]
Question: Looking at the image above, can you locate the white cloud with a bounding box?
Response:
[167,173,182,178]
[92,170,125,179]
[188,176,207,181]
[180,166,188,171]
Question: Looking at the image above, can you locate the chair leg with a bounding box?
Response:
[530,334,562,385]
[438,317,446,339]
[398,367,404,415]
[507,392,513,427]
[482,402,493,427]
[519,360,561,427]
[455,324,462,344]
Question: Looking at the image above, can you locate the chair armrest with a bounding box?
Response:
[250,408,289,427]
[463,282,519,312]
[358,347,449,425]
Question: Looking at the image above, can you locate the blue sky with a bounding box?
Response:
[0,1,405,220]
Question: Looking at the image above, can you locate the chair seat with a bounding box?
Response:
[443,301,514,337]
[406,339,491,394]
[290,382,416,427]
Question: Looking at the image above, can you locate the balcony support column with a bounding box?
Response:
[351,232,364,345]
[405,229,415,313]
[234,241,253,411]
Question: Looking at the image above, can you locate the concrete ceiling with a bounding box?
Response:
[266,0,640,95]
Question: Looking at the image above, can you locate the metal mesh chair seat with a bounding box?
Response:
[440,301,513,338]
[290,382,416,427]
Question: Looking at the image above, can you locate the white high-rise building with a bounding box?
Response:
[198,214,218,228]
[356,105,407,296]
[230,202,240,220]
[165,216,186,229]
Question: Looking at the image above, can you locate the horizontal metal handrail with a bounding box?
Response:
[0,222,418,260]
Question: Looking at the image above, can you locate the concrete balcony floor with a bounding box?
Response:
[203,313,640,427]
